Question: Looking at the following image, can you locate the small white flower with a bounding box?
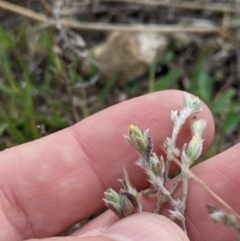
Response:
[171,110,178,123]
[191,118,207,139]
[183,94,202,114]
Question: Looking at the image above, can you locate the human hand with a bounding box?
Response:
[0,90,238,241]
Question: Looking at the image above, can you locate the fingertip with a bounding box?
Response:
[81,213,189,241]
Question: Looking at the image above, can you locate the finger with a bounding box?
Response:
[77,143,240,241]
[26,213,189,241]
[185,142,240,241]
[0,90,214,239]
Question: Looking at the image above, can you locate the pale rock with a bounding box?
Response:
[93,31,168,83]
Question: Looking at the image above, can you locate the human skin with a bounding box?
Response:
[0,90,239,241]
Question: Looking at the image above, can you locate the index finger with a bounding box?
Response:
[0,90,214,240]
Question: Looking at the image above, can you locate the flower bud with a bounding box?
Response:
[171,110,178,123]
[125,125,150,157]
[150,153,165,177]
[183,94,202,114]
[187,136,203,162]
[103,188,132,218]
[191,118,206,139]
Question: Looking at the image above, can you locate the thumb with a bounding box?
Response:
[26,213,189,241]
[79,212,189,241]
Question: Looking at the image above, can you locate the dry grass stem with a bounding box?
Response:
[60,21,219,33]
[100,0,237,13]
[0,0,48,22]
[163,147,240,220]
[0,0,220,33]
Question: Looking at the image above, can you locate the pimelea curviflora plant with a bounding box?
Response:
[103,94,206,234]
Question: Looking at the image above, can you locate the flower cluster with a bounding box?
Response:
[103,167,141,218]
[103,94,206,233]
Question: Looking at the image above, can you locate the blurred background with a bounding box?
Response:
[0,0,240,161]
